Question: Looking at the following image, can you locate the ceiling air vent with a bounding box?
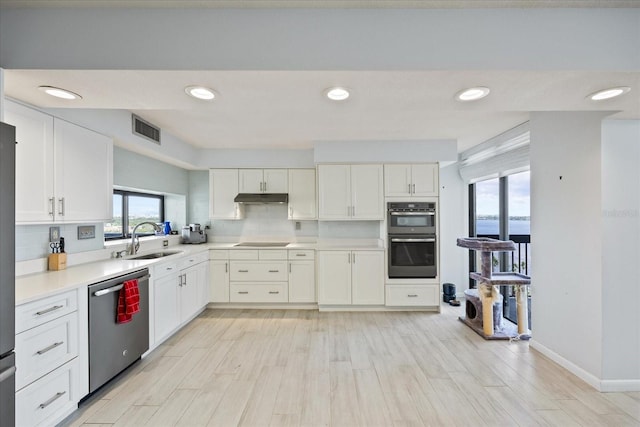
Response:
[132,114,161,144]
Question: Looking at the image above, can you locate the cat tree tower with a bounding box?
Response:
[457,237,531,340]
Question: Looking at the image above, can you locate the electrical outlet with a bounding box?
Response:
[49,226,60,242]
[163,240,169,247]
[295,221,301,230]
[77,225,96,240]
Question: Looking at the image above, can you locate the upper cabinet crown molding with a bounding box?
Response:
[6,100,113,224]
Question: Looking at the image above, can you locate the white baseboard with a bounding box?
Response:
[530,339,640,392]
[599,379,640,392]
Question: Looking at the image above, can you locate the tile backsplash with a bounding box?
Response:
[16,223,105,262]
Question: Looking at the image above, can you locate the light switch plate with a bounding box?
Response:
[49,226,60,242]
[77,225,96,240]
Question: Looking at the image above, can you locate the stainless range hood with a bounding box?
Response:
[233,193,289,204]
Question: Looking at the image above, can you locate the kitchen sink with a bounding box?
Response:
[128,250,183,260]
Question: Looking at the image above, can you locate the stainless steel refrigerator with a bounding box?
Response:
[0,122,16,427]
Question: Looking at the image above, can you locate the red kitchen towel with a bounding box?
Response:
[117,279,140,324]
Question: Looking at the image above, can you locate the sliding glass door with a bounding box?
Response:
[469,171,531,325]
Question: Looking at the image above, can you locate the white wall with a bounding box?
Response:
[529,111,610,383]
[439,163,468,292]
[314,140,457,164]
[601,120,640,384]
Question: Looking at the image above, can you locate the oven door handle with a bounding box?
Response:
[390,238,436,243]
[389,212,435,216]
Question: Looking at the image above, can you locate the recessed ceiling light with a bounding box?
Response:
[588,86,631,101]
[455,87,490,102]
[185,85,217,100]
[325,87,350,101]
[38,86,82,100]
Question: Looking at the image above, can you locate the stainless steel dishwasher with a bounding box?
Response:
[87,268,149,394]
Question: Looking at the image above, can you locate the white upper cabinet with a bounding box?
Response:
[288,169,316,220]
[5,101,54,223]
[209,169,243,220]
[318,164,383,220]
[53,119,113,222]
[239,168,288,193]
[384,164,439,197]
[6,100,113,223]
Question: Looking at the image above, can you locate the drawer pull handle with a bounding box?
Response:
[36,341,64,355]
[268,270,279,273]
[295,254,306,257]
[35,305,63,316]
[238,270,249,273]
[166,267,173,270]
[269,291,280,294]
[238,291,249,294]
[39,391,66,409]
[408,294,418,297]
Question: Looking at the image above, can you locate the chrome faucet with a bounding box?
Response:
[128,222,162,255]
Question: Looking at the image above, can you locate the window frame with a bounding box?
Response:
[105,189,165,241]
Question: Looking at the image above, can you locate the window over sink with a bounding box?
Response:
[105,190,165,240]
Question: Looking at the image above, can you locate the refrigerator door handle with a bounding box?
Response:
[0,365,16,383]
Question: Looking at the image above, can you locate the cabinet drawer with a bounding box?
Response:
[230,261,287,281]
[153,260,179,279]
[288,249,315,260]
[16,359,77,427]
[259,250,287,260]
[229,250,259,260]
[15,312,78,391]
[385,285,439,307]
[230,283,288,303]
[209,250,229,260]
[16,290,77,334]
[179,251,208,269]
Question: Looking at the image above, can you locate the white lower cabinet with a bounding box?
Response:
[15,289,80,427]
[210,250,230,303]
[230,283,288,303]
[385,284,439,307]
[152,252,209,347]
[318,250,384,305]
[16,359,79,427]
[288,255,316,303]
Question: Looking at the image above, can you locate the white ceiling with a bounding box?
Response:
[4,69,638,152]
[1,0,638,7]
[1,5,638,155]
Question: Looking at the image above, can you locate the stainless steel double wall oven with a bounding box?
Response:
[387,202,437,278]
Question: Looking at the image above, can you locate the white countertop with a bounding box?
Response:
[15,239,383,305]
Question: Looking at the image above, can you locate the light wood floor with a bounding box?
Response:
[62,304,640,427]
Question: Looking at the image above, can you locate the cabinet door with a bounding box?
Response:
[384,164,412,197]
[317,165,351,220]
[5,101,55,223]
[351,165,384,220]
[352,251,385,305]
[318,251,351,304]
[54,119,113,222]
[195,261,210,309]
[264,169,288,193]
[288,169,316,220]
[210,260,230,302]
[289,261,316,303]
[210,169,241,219]
[154,273,180,343]
[179,268,200,322]
[412,164,439,197]
[238,169,263,193]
